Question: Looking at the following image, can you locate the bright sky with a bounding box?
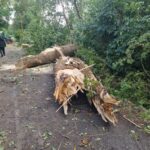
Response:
[9,11,15,25]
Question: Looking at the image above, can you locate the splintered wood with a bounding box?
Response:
[54,56,120,125]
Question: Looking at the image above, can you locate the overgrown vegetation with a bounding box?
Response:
[0,0,150,109]
[75,0,150,109]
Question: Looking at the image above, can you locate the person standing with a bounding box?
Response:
[0,36,6,57]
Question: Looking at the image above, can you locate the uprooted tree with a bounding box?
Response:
[15,44,120,125]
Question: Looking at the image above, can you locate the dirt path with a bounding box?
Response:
[0,45,149,150]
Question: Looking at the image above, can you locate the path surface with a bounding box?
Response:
[0,44,149,150]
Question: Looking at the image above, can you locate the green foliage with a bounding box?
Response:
[11,0,71,53]
[75,0,150,73]
[107,18,150,74]
[75,0,150,109]
[76,48,107,76]
[76,47,150,108]
[0,0,10,29]
[25,23,69,53]
[140,110,150,122]
[1,0,149,108]
[0,131,6,148]
[114,72,149,106]
[84,76,99,99]
[144,125,150,134]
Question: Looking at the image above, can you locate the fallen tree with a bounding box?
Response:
[15,44,77,69]
[15,44,119,125]
[54,56,120,125]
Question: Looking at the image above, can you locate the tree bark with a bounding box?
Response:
[15,44,77,69]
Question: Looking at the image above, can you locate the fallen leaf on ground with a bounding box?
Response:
[80,137,90,147]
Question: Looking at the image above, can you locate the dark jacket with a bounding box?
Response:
[0,37,6,47]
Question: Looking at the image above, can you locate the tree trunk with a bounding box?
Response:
[73,0,82,20]
[15,44,77,69]
[54,56,120,125]
[58,0,72,30]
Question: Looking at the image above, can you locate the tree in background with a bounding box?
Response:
[0,0,11,30]
[75,0,150,107]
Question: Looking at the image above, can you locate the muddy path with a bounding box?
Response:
[0,44,149,150]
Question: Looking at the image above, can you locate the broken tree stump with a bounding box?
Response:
[15,44,77,69]
[54,56,120,125]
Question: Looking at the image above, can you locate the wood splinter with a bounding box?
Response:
[54,54,120,125]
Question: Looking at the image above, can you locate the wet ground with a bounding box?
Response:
[0,44,150,150]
